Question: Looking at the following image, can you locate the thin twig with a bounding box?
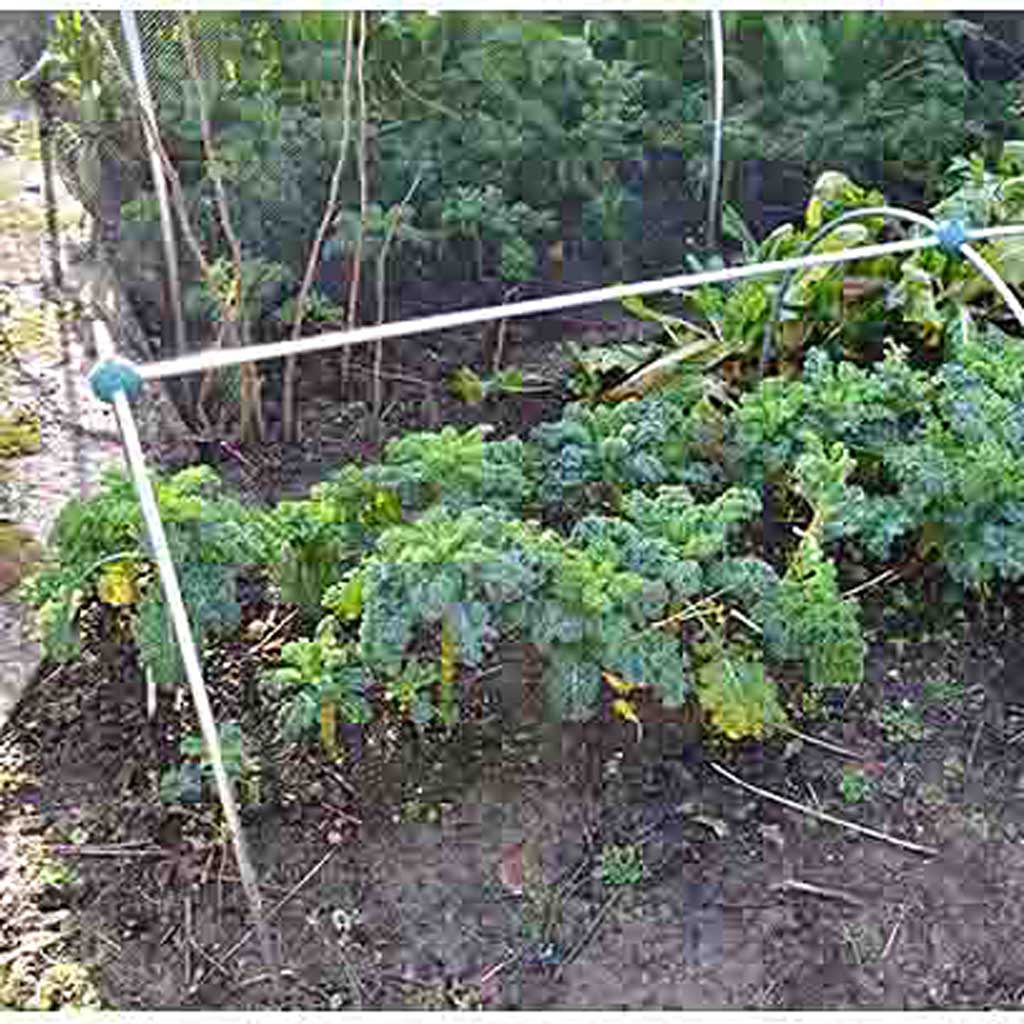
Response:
[777,723,872,762]
[881,905,907,960]
[707,762,939,857]
[183,892,193,988]
[200,845,216,886]
[478,952,522,987]
[324,803,363,826]
[841,567,900,600]
[805,780,820,810]
[648,590,728,631]
[772,878,865,907]
[389,68,462,120]
[373,167,425,434]
[728,607,763,635]
[219,876,292,897]
[217,841,227,921]
[251,608,300,654]
[189,847,338,993]
[180,12,256,442]
[344,12,369,353]
[841,676,865,714]
[492,286,521,374]
[554,887,625,981]
[93,932,123,958]
[189,937,233,981]
[966,715,986,772]
[45,844,165,858]
[285,11,355,442]
[321,765,359,800]
[237,968,298,990]
[339,946,365,1009]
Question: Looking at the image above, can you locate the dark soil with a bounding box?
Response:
[5,568,1024,1009]
[173,279,664,504]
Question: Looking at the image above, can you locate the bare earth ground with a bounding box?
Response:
[5,612,1024,1010]
[4,104,1024,1010]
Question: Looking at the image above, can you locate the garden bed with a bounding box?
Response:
[5,576,1024,1009]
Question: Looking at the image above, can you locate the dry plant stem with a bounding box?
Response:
[372,168,425,435]
[340,948,365,1009]
[86,13,258,440]
[342,11,369,387]
[492,286,521,374]
[183,891,193,987]
[773,878,865,907]
[86,14,212,281]
[251,608,301,654]
[728,607,762,635]
[45,843,163,856]
[648,590,727,632]
[777,723,871,762]
[179,13,261,443]
[189,847,338,993]
[479,954,520,987]
[191,936,233,981]
[841,567,900,600]
[708,762,939,857]
[966,715,986,772]
[283,11,355,444]
[881,905,906,960]
[321,765,359,800]
[389,68,461,120]
[554,887,626,981]
[238,969,297,989]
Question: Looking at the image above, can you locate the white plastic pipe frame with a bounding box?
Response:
[760,206,1024,376]
[129,219,1024,386]
[89,210,1024,980]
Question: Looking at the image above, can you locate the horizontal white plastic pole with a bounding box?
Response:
[131,223,1024,384]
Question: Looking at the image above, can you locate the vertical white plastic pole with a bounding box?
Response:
[119,11,187,364]
[706,6,725,254]
[92,321,276,979]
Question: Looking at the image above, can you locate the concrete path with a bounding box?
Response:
[0,103,126,729]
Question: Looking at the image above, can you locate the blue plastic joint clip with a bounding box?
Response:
[88,359,144,404]
[935,219,968,256]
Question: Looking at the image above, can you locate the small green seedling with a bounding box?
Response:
[840,767,873,804]
[600,843,644,886]
[159,721,259,805]
[878,700,926,743]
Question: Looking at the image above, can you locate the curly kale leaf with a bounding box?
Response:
[602,628,691,708]
[367,426,530,514]
[622,485,761,560]
[765,536,864,690]
[542,648,603,721]
[528,390,707,509]
[705,557,780,621]
[133,587,183,687]
[570,515,703,602]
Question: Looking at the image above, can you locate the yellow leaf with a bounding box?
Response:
[611,698,643,742]
[601,335,725,402]
[321,698,338,759]
[611,698,640,724]
[97,560,139,606]
[603,671,637,696]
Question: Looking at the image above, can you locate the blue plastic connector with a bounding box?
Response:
[935,219,968,257]
[87,359,144,404]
